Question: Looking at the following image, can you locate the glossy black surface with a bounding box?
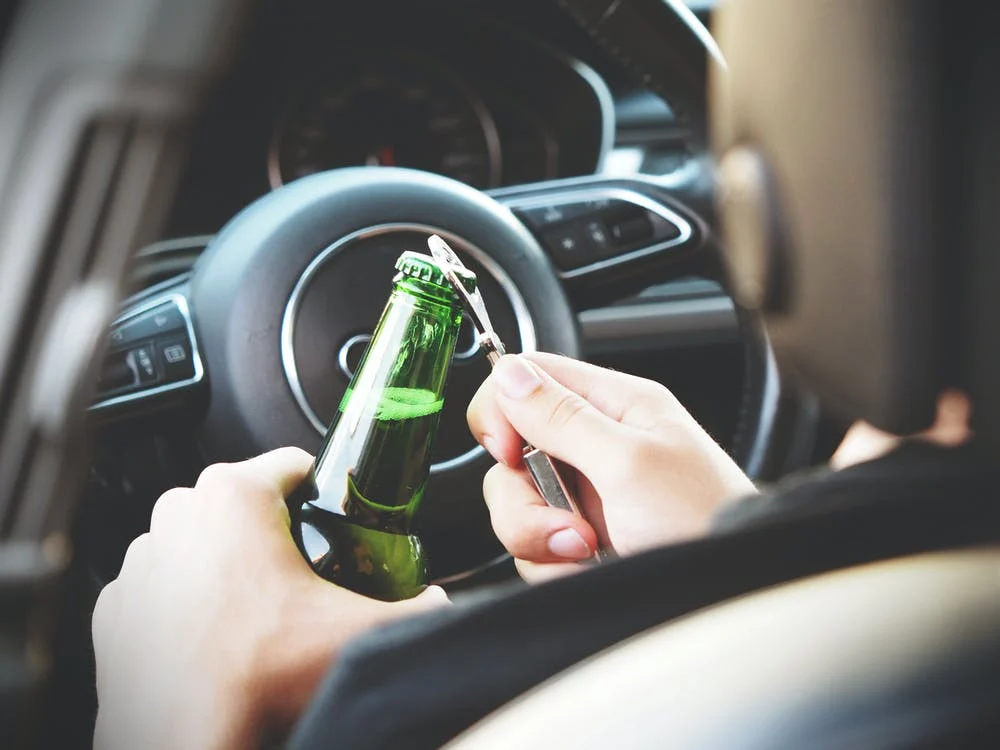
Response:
[273,52,499,189]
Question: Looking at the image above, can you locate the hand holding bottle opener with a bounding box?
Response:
[427,235,606,563]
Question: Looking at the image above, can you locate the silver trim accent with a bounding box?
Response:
[432,552,512,587]
[472,15,615,174]
[89,292,205,411]
[565,57,616,173]
[501,186,694,279]
[133,234,215,259]
[336,333,372,380]
[742,333,782,481]
[280,223,537,475]
[452,317,482,361]
[488,169,697,200]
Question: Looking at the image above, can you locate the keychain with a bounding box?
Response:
[428,235,609,563]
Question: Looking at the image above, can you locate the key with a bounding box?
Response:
[427,234,608,563]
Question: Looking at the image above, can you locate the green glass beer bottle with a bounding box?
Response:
[287,250,472,601]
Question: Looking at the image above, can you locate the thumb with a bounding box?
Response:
[491,354,629,470]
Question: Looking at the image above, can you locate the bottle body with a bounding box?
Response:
[288,253,466,601]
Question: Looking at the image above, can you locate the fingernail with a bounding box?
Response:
[482,435,506,466]
[494,356,542,400]
[547,528,592,560]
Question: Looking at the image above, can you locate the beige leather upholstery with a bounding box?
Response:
[445,550,1000,749]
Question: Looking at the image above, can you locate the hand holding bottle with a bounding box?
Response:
[92,448,447,750]
[467,353,757,582]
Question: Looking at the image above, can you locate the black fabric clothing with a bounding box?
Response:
[288,441,1000,750]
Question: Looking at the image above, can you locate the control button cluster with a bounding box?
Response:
[512,193,686,272]
[94,298,199,405]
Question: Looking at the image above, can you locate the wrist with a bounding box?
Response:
[254,580,450,733]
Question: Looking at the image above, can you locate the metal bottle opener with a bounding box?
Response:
[427,235,606,563]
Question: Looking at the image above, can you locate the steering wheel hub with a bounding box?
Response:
[280,222,535,471]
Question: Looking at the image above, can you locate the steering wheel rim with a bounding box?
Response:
[188,167,579,579]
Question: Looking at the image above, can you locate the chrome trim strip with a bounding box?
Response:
[479,16,615,174]
[488,169,698,200]
[579,295,737,347]
[119,272,193,309]
[742,332,782,481]
[500,186,694,279]
[564,57,616,172]
[133,234,214,259]
[280,223,537,475]
[88,291,205,411]
[452,318,483,361]
[432,552,512,587]
[336,333,372,380]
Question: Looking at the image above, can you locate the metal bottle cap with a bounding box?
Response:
[395,250,475,292]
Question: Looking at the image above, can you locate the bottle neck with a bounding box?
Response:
[309,274,464,533]
[392,274,461,311]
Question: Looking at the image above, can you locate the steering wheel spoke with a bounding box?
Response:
[493,176,711,307]
[88,283,206,420]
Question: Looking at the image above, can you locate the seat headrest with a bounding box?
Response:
[711,0,999,450]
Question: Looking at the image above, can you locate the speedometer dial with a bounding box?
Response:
[269,54,501,189]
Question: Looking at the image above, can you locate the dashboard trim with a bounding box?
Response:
[500,185,694,279]
[89,291,205,412]
[564,55,616,173]
[580,295,738,353]
[476,13,616,175]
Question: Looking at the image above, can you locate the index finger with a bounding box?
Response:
[467,353,680,466]
[239,447,315,496]
[521,352,683,430]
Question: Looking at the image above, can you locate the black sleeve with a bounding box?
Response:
[288,442,997,750]
[710,466,832,532]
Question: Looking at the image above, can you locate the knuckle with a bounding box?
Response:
[546,392,589,432]
[621,380,682,427]
[93,580,116,618]
[196,462,258,499]
[149,487,192,529]
[157,486,191,504]
[120,532,151,571]
[617,434,669,477]
[272,446,313,466]
[641,378,676,404]
[92,581,118,642]
[196,462,238,488]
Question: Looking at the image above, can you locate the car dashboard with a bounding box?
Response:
[82,0,744,583]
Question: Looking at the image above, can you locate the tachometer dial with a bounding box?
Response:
[269,54,501,189]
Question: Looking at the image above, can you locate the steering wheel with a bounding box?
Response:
[89,0,790,583]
